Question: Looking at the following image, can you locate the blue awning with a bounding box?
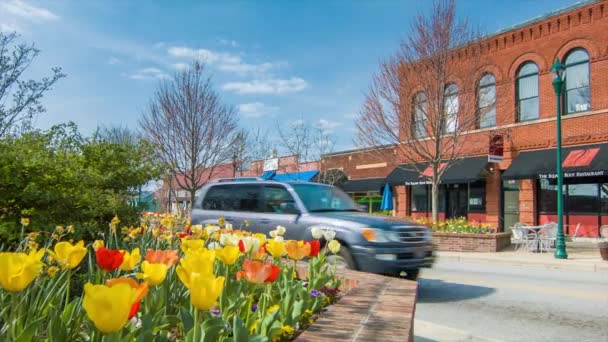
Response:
[271,170,319,182]
[261,171,276,180]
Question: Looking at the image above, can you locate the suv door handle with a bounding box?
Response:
[259,219,270,224]
[224,217,234,221]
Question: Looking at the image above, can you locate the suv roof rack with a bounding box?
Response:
[212,177,265,183]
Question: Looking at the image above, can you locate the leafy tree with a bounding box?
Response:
[0,123,162,243]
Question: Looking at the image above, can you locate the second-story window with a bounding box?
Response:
[565,48,590,114]
[413,92,427,138]
[516,62,539,122]
[478,73,496,128]
[444,83,459,133]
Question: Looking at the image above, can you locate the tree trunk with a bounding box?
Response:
[431,178,439,224]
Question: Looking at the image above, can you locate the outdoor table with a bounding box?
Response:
[525,226,543,253]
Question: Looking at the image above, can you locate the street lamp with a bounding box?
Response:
[550,58,568,260]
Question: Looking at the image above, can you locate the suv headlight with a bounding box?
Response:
[361,228,393,242]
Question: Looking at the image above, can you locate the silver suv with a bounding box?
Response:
[190,179,434,279]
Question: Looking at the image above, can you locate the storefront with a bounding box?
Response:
[387,156,490,222]
[341,177,386,213]
[503,143,608,237]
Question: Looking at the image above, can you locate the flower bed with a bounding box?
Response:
[414,217,511,252]
[0,214,343,341]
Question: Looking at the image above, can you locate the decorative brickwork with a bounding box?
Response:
[432,232,512,252]
[295,268,417,342]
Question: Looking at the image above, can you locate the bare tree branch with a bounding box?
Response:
[139,62,237,208]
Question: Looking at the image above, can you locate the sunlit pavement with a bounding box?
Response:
[414,259,608,342]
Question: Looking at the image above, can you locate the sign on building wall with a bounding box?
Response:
[488,134,504,163]
[263,158,279,171]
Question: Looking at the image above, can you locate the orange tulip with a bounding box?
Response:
[236,259,280,284]
[285,240,311,260]
[144,249,179,267]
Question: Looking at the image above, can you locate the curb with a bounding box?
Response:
[437,254,608,273]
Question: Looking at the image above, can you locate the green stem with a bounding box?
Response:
[65,269,71,307]
[245,291,254,328]
[193,308,199,342]
[9,293,19,341]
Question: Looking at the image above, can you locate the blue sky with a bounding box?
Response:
[1,0,585,152]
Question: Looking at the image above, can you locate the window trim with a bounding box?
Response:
[413,92,428,138]
[515,62,540,122]
[443,83,459,133]
[564,48,591,115]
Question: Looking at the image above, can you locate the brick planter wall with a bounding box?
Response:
[295,268,418,342]
[432,232,512,252]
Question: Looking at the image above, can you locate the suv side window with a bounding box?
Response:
[262,185,299,214]
[202,184,262,212]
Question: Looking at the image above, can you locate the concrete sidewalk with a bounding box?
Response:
[436,242,608,272]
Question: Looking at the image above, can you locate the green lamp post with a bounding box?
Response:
[550,58,568,259]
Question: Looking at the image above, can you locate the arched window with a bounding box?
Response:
[478,73,496,128]
[564,48,590,114]
[444,83,459,133]
[413,92,427,138]
[516,62,539,121]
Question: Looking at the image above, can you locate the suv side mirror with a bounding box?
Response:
[280,202,300,214]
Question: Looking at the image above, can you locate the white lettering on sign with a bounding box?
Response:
[538,170,605,179]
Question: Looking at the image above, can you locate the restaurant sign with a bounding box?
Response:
[539,170,605,179]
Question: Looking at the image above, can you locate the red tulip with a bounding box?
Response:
[308,240,321,257]
[96,248,125,272]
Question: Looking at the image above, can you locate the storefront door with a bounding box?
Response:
[446,184,467,219]
[502,179,520,232]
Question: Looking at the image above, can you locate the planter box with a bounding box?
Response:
[295,268,418,342]
[432,232,512,252]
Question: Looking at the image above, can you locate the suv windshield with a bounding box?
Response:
[291,183,361,212]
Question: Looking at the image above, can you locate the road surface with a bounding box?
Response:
[414,259,608,342]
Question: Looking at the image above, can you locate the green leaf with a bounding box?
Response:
[181,307,194,334]
[200,316,226,342]
[232,316,249,342]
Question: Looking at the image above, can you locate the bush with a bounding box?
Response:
[414,217,495,234]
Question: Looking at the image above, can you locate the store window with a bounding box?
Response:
[411,186,428,212]
[516,62,539,122]
[468,181,486,212]
[601,184,608,215]
[564,49,591,114]
[538,179,559,213]
[568,184,600,214]
[477,74,496,128]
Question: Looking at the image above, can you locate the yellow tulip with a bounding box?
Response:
[0,249,44,292]
[328,240,341,254]
[266,239,286,258]
[92,240,105,251]
[136,261,168,286]
[20,217,30,226]
[176,248,215,287]
[253,233,266,246]
[180,239,205,254]
[47,240,87,270]
[83,282,136,333]
[188,273,225,310]
[215,245,240,265]
[119,248,141,271]
[285,240,311,260]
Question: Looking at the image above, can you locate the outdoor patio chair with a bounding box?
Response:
[511,223,537,252]
[570,223,582,242]
[538,223,557,253]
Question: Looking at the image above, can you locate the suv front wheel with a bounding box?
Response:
[326,245,356,271]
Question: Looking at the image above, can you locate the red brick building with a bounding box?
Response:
[324,0,608,237]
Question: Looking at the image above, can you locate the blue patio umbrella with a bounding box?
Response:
[380,183,393,211]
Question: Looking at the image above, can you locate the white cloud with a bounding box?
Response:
[108,57,122,65]
[315,119,342,134]
[127,67,170,80]
[167,46,241,65]
[0,0,58,31]
[173,62,188,70]
[167,45,281,76]
[223,78,308,95]
[238,102,278,118]
[1,0,59,21]
[218,39,239,48]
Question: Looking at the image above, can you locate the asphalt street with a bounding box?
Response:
[414,259,608,342]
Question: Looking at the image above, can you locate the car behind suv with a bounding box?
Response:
[190,179,434,279]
